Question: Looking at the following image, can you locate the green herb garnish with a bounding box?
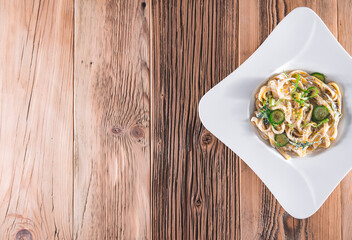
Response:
[303,86,319,99]
[256,98,271,125]
[313,118,329,128]
[289,140,318,149]
[292,74,300,92]
[290,75,308,106]
[292,92,306,106]
[269,97,276,107]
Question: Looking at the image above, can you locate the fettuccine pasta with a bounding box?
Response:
[251,70,342,160]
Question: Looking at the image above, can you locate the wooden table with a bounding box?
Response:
[1,0,351,239]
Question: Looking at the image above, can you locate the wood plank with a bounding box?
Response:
[337,0,352,239]
[74,0,151,239]
[238,1,294,239]
[239,0,339,239]
[0,0,73,238]
[151,0,240,239]
[286,1,340,239]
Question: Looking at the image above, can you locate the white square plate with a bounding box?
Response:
[198,7,352,219]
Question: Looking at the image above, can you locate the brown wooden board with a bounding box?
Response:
[338,0,352,239]
[151,0,240,239]
[74,0,151,239]
[0,0,73,238]
[1,0,352,238]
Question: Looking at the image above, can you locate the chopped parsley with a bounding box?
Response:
[289,140,320,149]
[256,103,271,125]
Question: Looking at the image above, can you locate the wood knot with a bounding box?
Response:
[194,197,202,207]
[16,229,32,240]
[201,133,213,145]
[131,126,144,139]
[111,126,122,135]
[141,1,146,9]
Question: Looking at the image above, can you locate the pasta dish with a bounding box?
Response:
[251,70,342,160]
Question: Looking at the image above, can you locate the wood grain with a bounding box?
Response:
[0,0,351,238]
[338,0,352,239]
[0,0,73,238]
[238,1,294,239]
[74,0,151,239]
[287,2,341,240]
[239,0,340,239]
[151,0,240,239]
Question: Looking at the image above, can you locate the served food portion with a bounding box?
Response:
[251,70,342,160]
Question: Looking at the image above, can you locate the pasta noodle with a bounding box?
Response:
[251,70,342,160]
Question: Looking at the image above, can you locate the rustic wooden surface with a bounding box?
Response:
[1,0,352,239]
[74,0,150,239]
[151,0,240,239]
[0,0,73,239]
[338,1,352,239]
